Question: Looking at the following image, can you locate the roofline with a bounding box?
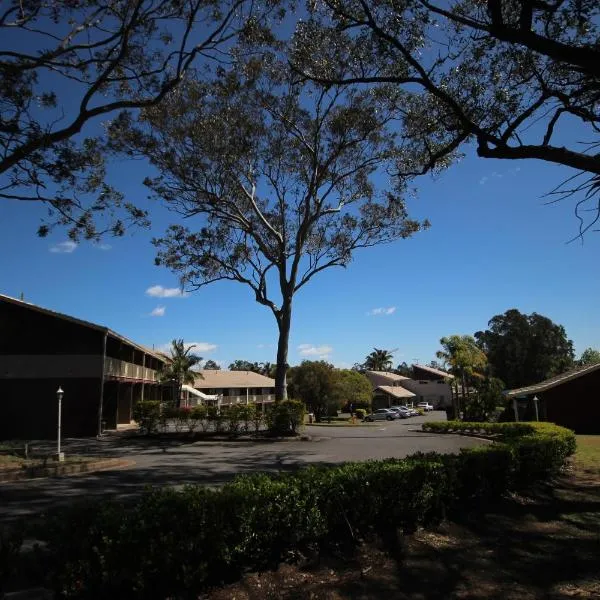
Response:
[0,293,164,361]
[412,363,455,379]
[504,361,600,398]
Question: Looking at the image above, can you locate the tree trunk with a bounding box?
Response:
[275,300,292,401]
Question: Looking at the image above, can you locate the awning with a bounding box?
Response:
[181,385,219,401]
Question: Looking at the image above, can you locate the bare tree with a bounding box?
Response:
[0,0,270,238]
[110,59,429,399]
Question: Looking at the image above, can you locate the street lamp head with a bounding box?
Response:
[56,386,64,400]
[533,395,539,402]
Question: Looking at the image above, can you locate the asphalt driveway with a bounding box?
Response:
[0,412,486,523]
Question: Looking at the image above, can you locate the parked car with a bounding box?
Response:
[364,408,398,421]
[417,402,434,412]
[398,405,419,416]
[389,406,411,419]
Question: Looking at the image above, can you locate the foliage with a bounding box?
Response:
[578,348,600,367]
[464,377,505,422]
[36,422,575,598]
[132,401,161,435]
[110,53,428,402]
[0,524,23,597]
[293,0,600,236]
[266,400,305,436]
[0,0,270,240]
[332,370,372,410]
[355,408,367,420]
[364,348,395,371]
[288,361,339,422]
[159,339,203,407]
[396,361,412,377]
[475,309,575,389]
[203,360,221,370]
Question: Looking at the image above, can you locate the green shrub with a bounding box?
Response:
[132,401,161,434]
[266,400,305,435]
[354,408,367,420]
[34,420,576,599]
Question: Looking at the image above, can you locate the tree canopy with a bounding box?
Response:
[203,359,221,370]
[111,53,429,399]
[159,339,203,405]
[364,348,395,371]
[0,0,272,239]
[293,0,600,236]
[475,309,574,389]
[578,347,600,367]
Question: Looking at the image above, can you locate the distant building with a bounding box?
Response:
[191,370,276,409]
[365,365,453,410]
[0,293,165,439]
[504,362,600,433]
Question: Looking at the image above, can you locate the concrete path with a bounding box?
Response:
[0,412,485,523]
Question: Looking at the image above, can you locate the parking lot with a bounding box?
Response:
[0,412,486,523]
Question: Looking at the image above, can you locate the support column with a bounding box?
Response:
[512,397,519,422]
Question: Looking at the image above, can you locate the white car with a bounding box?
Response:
[364,408,398,421]
[417,402,434,412]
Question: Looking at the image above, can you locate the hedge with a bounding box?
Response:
[31,422,574,599]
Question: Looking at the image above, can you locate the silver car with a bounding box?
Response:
[364,408,398,422]
[389,406,410,419]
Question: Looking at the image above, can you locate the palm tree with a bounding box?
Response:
[436,335,487,417]
[364,348,394,371]
[160,339,203,406]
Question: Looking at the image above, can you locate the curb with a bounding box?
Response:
[0,458,134,483]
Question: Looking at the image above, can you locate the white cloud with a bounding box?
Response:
[97,243,112,251]
[150,306,166,317]
[479,176,489,185]
[145,285,188,298]
[157,341,217,354]
[49,240,77,254]
[367,306,396,316]
[298,343,333,357]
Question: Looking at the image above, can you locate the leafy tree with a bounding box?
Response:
[465,377,505,421]
[229,360,262,373]
[475,309,575,389]
[331,370,373,411]
[0,0,272,239]
[203,360,221,370]
[293,0,600,236]
[579,348,600,366]
[289,361,339,422]
[364,348,395,371]
[111,55,427,400]
[159,339,203,406]
[395,361,412,377]
[437,335,487,414]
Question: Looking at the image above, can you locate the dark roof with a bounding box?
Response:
[0,293,165,361]
[504,361,600,398]
[412,364,454,379]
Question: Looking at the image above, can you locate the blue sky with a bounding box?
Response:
[2,129,598,369]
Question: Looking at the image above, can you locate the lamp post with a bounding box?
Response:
[533,395,540,422]
[56,386,65,461]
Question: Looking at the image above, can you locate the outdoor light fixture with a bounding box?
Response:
[56,386,65,462]
[532,395,540,422]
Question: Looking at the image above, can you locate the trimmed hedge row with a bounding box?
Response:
[34,422,575,599]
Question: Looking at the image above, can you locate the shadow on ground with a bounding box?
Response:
[208,471,600,600]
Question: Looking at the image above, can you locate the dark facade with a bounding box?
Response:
[0,295,164,439]
[507,365,600,434]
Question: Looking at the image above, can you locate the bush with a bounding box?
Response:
[266,400,306,435]
[355,408,367,420]
[34,421,575,599]
[132,401,161,434]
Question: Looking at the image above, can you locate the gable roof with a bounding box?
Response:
[412,364,454,379]
[0,293,165,361]
[365,370,411,382]
[375,385,416,399]
[504,361,600,398]
[193,370,275,388]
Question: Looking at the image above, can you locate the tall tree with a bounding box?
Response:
[229,360,262,373]
[437,335,487,412]
[111,58,427,400]
[579,348,600,366]
[475,309,575,389]
[293,0,600,236]
[331,369,373,410]
[364,348,395,371]
[0,0,271,239]
[160,339,203,406]
[288,360,338,422]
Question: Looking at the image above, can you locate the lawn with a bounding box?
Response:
[574,435,600,475]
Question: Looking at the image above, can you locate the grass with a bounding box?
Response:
[574,435,600,475]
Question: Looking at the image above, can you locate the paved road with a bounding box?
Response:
[0,412,485,523]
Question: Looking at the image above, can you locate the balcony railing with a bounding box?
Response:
[104,356,159,382]
[216,394,276,405]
